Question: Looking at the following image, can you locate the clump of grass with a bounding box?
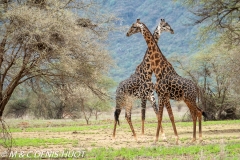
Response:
[72,141,78,147]
[91,143,96,147]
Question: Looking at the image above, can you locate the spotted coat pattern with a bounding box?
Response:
[126,19,206,144]
[113,19,174,139]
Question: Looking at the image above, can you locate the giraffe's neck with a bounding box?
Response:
[153,25,161,42]
[134,26,163,80]
[139,23,176,81]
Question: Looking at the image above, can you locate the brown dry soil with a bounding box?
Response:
[1,108,240,159]
[11,122,240,150]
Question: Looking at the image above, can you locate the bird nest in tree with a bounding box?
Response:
[27,0,46,6]
[76,18,97,29]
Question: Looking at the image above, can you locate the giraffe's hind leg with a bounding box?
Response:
[184,100,197,143]
[191,111,197,143]
[113,108,121,139]
[125,111,137,140]
[125,99,137,140]
[197,109,203,142]
[141,99,147,135]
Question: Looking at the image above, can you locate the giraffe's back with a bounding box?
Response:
[155,74,197,102]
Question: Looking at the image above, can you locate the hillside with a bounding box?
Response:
[102,0,200,84]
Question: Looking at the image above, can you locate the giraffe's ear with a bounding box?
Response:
[137,19,140,23]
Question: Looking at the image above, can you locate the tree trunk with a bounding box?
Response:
[86,118,89,125]
[95,111,98,120]
[56,102,64,119]
[80,98,92,125]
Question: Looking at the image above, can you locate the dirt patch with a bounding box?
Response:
[8,120,240,153]
[2,107,240,156]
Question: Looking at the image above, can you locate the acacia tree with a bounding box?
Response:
[0,0,116,120]
[170,42,240,120]
[173,0,240,120]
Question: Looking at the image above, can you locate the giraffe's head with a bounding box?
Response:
[153,19,174,41]
[156,19,174,35]
[126,19,143,37]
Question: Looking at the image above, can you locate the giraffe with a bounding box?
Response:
[113,19,174,140]
[126,19,207,144]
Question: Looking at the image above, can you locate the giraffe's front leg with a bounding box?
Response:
[184,100,198,144]
[113,108,121,139]
[147,92,167,141]
[154,97,165,143]
[125,113,137,141]
[165,99,179,145]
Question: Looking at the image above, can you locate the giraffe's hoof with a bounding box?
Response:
[188,138,196,144]
[154,138,159,143]
[198,139,203,144]
[162,137,168,143]
[175,141,179,145]
[163,138,168,142]
[153,139,157,144]
[133,135,137,141]
[151,142,157,146]
[161,134,167,142]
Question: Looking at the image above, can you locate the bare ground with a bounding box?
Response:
[2,106,240,154]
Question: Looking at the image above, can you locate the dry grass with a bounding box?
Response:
[1,107,240,159]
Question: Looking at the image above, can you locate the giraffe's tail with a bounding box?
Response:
[114,109,121,126]
[195,85,208,119]
[196,106,208,119]
[202,111,207,118]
